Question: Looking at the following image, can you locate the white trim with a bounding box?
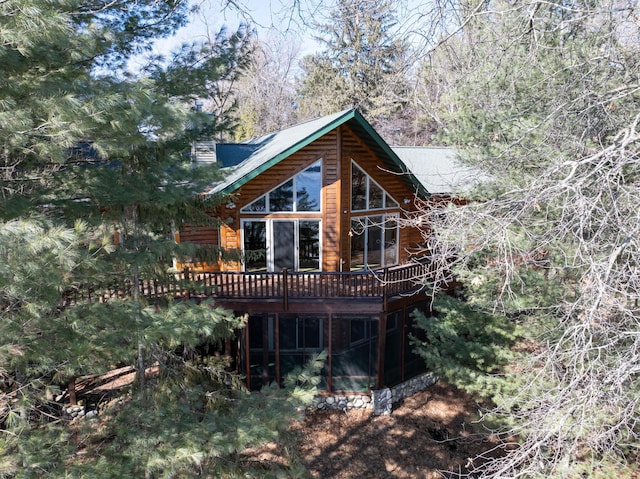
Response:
[349,213,399,270]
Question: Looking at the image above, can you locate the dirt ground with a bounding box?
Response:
[76,371,502,478]
[290,382,502,479]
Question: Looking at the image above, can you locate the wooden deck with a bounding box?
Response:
[61,261,434,308]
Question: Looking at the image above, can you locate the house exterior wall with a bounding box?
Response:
[338,124,424,270]
[227,130,336,271]
[180,126,425,273]
[175,122,436,393]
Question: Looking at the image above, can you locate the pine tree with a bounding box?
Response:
[411,294,518,400]
[296,0,414,143]
[1,2,321,476]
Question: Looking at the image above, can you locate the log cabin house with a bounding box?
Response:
[180,109,464,393]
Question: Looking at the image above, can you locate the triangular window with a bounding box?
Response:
[351,162,399,212]
[242,160,322,213]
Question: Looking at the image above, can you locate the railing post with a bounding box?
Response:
[282,268,289,310]
[184,267,190,299]
[382,267,389,311]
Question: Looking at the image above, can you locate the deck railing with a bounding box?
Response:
[61,261,433,306]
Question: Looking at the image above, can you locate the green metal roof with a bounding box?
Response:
[206,109,429,197]
[391,147,488,194]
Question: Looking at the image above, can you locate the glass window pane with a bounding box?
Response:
[248,314,267,350]
[273,221,295,272]
[243,221,267,271]
[385,193,399,208]
[366,216,382,268]
[296,162,321,211]
[350,319,367,344]
[384,219,398,266]
[299,220,320,270]
[269,179,294,211]
[351,163,366,211]
[242,195,266,212]
[350,218,366,270]
[369,181,384,209]
[298,317,321,350]
[279,316,298,350]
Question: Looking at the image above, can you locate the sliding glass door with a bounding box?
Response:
[242,219,321,272]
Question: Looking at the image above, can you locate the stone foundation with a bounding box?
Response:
[312,393,372,411]
[312,372,437,415]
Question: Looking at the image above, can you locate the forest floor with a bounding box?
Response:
[76,372,504,478]
[256,381,505,479]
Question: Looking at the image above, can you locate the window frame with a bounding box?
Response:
[351,161,399,212]
[249,315,324,352]
[350,213,399,270]
[241,218,322,272]
[347,317,379,346]
[279,316,324,352]
[241,160,322,213]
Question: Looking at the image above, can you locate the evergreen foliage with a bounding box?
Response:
[2,351,325,478]
[411,294,518,401]
[417,1,640,476]
[296,0,414,143]
[0,1,321,477]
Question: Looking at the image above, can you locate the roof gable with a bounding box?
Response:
[205,109,428,197]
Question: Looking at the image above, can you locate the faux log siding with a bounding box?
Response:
[175,225,220,271]
[322,130,341,271]
[179,225,219,245]
[234,134,336,211]
[339,125,424,268]
[228,132,342,272]
[220,223,240,271]
[179,125,425,273]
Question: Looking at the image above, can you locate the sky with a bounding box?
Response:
[145,0,323,63]
[128,0,436,73]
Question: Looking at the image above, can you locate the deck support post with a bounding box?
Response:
[244,316,251,390]
[328,313,333,393]
[68,378,77,406]
[376,312,387,390]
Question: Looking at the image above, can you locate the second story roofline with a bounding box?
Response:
[195,109,430,198]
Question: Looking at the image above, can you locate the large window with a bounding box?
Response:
[350,161,400,270]
[243,221,267,272]
[280,316,323,351]
[242,219,321,272]
[242,160,322,213]
[248,315,324,352]
[350,214,398,270]
[351,162,399,212]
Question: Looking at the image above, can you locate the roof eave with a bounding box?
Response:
[211,108,429,198]
[212,109,357,196]
[349,110,430,198]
